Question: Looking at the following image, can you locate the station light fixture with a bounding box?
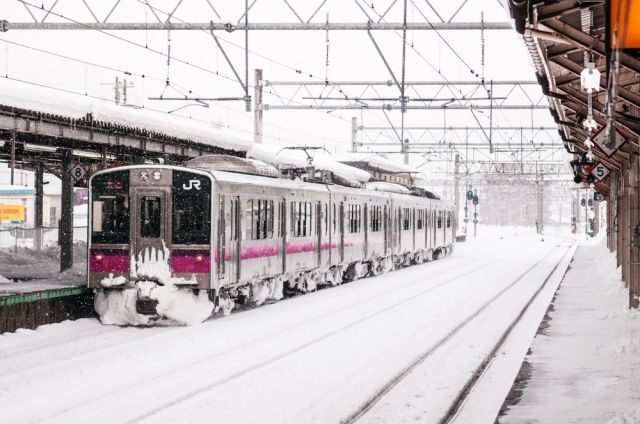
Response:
[583,115,598,131]
[580,61,601,93]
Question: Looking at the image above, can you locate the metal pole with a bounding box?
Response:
[454,154,460,241]
[60,150,74,272]
[351,117,358,152]
[35,165,44,251]
[244,0,250,112]
[10,119,16,185]
[254,68,263,143]
[3,22,514,31]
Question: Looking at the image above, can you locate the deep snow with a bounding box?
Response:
[0,226,581,424]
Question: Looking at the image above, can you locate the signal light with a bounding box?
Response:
[95,253,104,262]
[195,254,205,263]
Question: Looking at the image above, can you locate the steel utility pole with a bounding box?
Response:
[254,69,263,143]
[351,117,358,152]
[454,154,460,240]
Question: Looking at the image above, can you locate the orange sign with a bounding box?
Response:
[0,205,25,222]
[610,0,640,49]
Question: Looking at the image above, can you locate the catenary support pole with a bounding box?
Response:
[34,165,44,251]
[351,117,357,152]
[454,154,460,241]
[254,68,263,143]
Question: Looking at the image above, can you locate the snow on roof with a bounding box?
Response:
[340,153,420,174]
[0,78,251,152]
[247,143,371,186]
[364,182,411,194]
[0,185,34,195]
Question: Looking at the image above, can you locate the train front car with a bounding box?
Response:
[88,166,216,326]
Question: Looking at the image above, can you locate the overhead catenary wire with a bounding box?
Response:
[8,1,360,144]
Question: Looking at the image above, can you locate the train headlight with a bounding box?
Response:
[95,253,104,263]
[152,170,162,181]
[195,254,205,263]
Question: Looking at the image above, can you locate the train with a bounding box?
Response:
[88,155,455,325]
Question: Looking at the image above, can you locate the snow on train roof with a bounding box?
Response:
[340,153,420,174]
[210,169,331,193]
[247,143,371,187]
[0,78,251,152]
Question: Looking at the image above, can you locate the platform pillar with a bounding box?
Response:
[630,159,640,309]
[34,165,44,251]
[60,150,74,272]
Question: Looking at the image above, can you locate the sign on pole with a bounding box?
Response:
[592,163,610,182]
[592,126,627,157]
[69,163,88,182]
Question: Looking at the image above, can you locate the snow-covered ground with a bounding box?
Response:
[497,238,640,424]
[0,226,584,424]
[0,243,86,295]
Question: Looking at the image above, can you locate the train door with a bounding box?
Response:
[397,207,402,252]
[316,201,322,268]
[132,188,169,273]
[383,204,389,255]
[424,208,429,249]
[363,203,368,258]
[229,196,241,283]
[339,202,345,262]
[278,198,287,274]
[216,195,226,283]
[433,209,437,247]
[412,207,416,251]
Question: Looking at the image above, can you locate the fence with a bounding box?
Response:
[0,226,88,250]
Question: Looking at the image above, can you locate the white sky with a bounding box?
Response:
[0,0,561,174]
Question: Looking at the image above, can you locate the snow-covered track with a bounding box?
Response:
[344,243,573,424]
[0,234,565,424]
[34,246,525,423]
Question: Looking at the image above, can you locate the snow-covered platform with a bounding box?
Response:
[498,240,640,423]
[0,247,90,333]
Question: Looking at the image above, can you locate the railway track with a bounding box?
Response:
[20,243,537,423]
[0,241,527,383]
[344,242,574,424]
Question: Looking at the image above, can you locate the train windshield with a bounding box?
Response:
[172,171,211,245]
[91,171,130,244]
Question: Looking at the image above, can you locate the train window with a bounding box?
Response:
[347,204,361,233]
[140,196,161,238]
[437,211,443,229]
[402,208,411,231]
[246,199,274,240]
[417,209,424,230]
[447,212,452,228]
[91,172,130,244]
[370,206,382,232]
[291,201,312,237]
[172,171,211,245]
[332,204,337,234]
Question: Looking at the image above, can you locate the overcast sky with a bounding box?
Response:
[0,0,560,178]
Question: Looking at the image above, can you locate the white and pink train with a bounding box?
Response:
[88,155,455,320]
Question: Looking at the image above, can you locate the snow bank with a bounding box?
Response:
[0,274,11,284]
[247,143,370,186]
[0,78,250,152]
